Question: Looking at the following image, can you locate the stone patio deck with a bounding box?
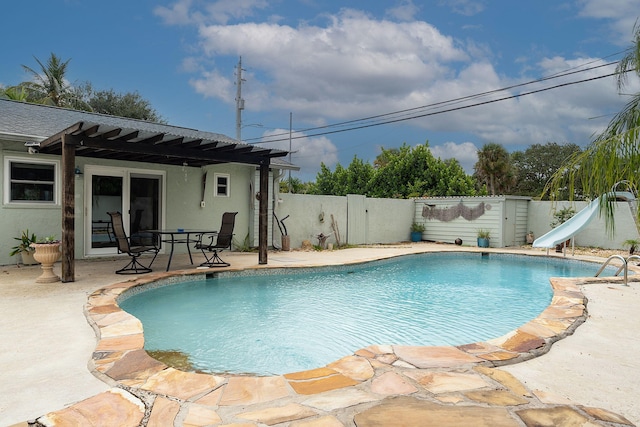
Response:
[3,244,638,426]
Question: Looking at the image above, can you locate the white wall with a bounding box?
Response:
[528,201,640,249]
[274,194,639,251]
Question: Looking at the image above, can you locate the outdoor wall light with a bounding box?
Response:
[74,166,83,175]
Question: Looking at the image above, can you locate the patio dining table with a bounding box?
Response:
[143,229,217,271]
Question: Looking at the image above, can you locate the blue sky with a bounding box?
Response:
[2,0,640,181]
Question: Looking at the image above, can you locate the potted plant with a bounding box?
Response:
[477,229,490,248]
[31,235,62,283]
[623,239,640,255]
[410,222,425,242]
[10,230,39,266]
[551,207,576,252]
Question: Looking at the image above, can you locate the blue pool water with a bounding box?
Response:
[120,253,602,376]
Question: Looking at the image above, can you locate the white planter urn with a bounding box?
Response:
[30,242,61,283]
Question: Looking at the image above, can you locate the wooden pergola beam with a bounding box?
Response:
[61,133,78,282]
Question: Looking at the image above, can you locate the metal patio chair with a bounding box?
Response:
[108,211,159,274]
[194,212,237,267]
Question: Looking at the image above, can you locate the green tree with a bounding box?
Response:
[88,88,166,123]
[473,143,514,195]
[368,143,477,198]
[546,22,640,231]
[511,142,582,199]
[279,177,313,194]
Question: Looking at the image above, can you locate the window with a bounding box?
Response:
[214,173,230,197]
[4,157,59,204]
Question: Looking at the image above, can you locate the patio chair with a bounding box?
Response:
[108,211,159,274]
[195,212,237,267]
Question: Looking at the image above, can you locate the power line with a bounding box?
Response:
[248,68,622,144]
[245,48,631,144]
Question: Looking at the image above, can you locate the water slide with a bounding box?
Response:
[532,191,636,248]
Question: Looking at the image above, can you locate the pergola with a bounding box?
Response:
[36,120,289,282]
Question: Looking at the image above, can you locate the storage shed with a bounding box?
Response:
[414,196,531,248]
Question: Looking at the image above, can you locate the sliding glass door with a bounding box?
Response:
[85,166,164,256]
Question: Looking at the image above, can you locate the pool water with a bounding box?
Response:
[120,253,601,376]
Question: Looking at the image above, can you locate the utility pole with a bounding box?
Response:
[235,57,245,141]
[289,112,292,192]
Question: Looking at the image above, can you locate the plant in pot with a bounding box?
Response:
[623,239,640,255]
[30,235,62,283]
[551,207,576,252]
[477,229,490,248]
[10,230,39,266]
[410,222,425,242]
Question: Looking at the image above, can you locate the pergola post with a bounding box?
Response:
[258,162,269,264]
[61,133,77,282]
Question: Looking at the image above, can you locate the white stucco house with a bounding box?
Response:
[0,99,296,278]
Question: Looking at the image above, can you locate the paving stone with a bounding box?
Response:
[393,346,482,368]
[183,404,222,426]
[579,406,634,425]
[219,376,290,406]
[141,367,223,401]
[477,350,520,362]
[95,333,144,352]
[97,315,143,338]
[38,388,145,427]
[238,402,317,425]
[285,367,338,381]
[195,386,224,406]
[489,330,546,353]
[516,406,599,427]
[353,396,519,427]
[434,394,465,404]
[464,389,529,406]
[147,396,181,427]
[474,367,532,397]
[290,415,345,426]
[327,355,374,381]
[302,388,379,412]
[516,320,558,338]
[88,303,120,315]
[405,371,490,394]
[370,372,418,396]
[288,373,359,395]
[105,349,166,381]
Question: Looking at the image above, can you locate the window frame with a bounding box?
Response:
[213,173,230,197]
[3,156,60,206]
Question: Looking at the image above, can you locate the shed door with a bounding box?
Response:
[504,200,517,246]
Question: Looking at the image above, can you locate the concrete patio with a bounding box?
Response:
[1,244,638,426]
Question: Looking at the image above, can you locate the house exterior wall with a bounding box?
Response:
[1,138,261,265]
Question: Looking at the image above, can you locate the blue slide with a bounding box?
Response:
[532,192,636,248]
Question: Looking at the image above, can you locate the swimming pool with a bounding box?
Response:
[120,252,603,376]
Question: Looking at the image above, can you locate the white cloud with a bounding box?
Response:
[154,0,269,25]
[170,3,638,174]
[439,0,486,17]
[385,0,420,22]
[257,129,339,179]
[429,141,478,173]
[577,0,640,44]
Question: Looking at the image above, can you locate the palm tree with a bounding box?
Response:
[474,143,514,195]
[21,53,72,107]
[545,22,640,232]
[0,85,28,101]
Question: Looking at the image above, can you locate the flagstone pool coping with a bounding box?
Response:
[29,252,636,426]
